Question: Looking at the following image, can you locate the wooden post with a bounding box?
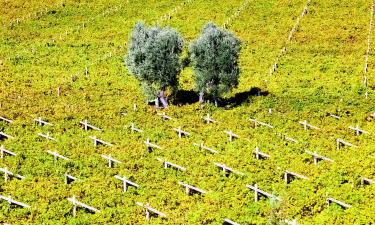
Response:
[249,118,274,128]
[157,112,172,120]
[224,130,239,142]
[348,125,369,135]
[326,196,351,209]
[47,150,69,163]
[0,132,15,140]
[299,120,319,130]
[193,143,218,154]
[178,182,206,196]
[0,116,13,124]
[38,132,56,141]
[254,146,270,160]
[34,117,52,126]
[224,218,241,225]
[130,123,143,133]
[89,136,113,147]
[1,145,16,159]
[144,138,162,153]
[284,170,308,184]
[0,195,30,208]
[114,175,139,192]
[136,202,167,220]
[213,162,244,177]
[0,167,24,182]
[305,150,334,165]
[156,158,186,171]
[67,195,100,217]
[80,120,101,131]
[173,126,190,138]
[246,184,280,202]
[202,114,218,124]
[101,154,122,168]
[336,138,357,150]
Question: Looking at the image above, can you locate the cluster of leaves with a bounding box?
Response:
[126,22,241,107]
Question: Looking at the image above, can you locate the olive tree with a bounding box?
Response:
[126,22,183,108]
[189,22,241,105]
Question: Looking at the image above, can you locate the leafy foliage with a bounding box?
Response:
[126,22,183,105]
[189,22,241,103]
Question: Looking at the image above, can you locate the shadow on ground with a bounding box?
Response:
[171,87,269,107]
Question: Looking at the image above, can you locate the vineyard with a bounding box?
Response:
[1,0,375,224]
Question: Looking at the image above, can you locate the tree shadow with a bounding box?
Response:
[170,87,269,107]
[172,90,199,105]
[223,87,269,107]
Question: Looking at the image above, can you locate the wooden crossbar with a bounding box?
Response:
[336,138,357,149]
[65,173,78,184]
[0,195,30,208]
[284,170,308,184]
[326,197,351,209]
[285,219,298,225]
[305,150,334,164]
[38,132,56,141]
[114,175,139,192]
[299,120,319,130]
[156,158,186,171]
[68,196,100,216]
[246,184,280,202]
[213,162,244,176]
[178,181,206,195]
[329,114,340,119]
[157,112,172,120]
[136,202,167,220]
[80,120,101,131]
[144,138,162,153]
[285,135,298,143]
[0,132,15,140]
[224,218,240,225]
[276,133,298,143]
[361,177,375,185]
[224,130,239,142]
[0,116,13,124]
[130,122,143,133]
[193,143,218,154]
[249,118,274,128]
[0,167,25,182]
[202,114,218,124]
[89,136,113,147]
[47,150,69,162]
[34,117,52,126]
[348,125,369,135]
[173,126,190,138]
[0,145,16,159]
[254,146,270,160]
[101,154,122,168]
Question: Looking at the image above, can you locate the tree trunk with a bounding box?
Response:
[199,91,204,103]
[158,90,168,108]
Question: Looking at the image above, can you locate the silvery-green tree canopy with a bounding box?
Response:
[189,22,241,105]
[126,22,183,108]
